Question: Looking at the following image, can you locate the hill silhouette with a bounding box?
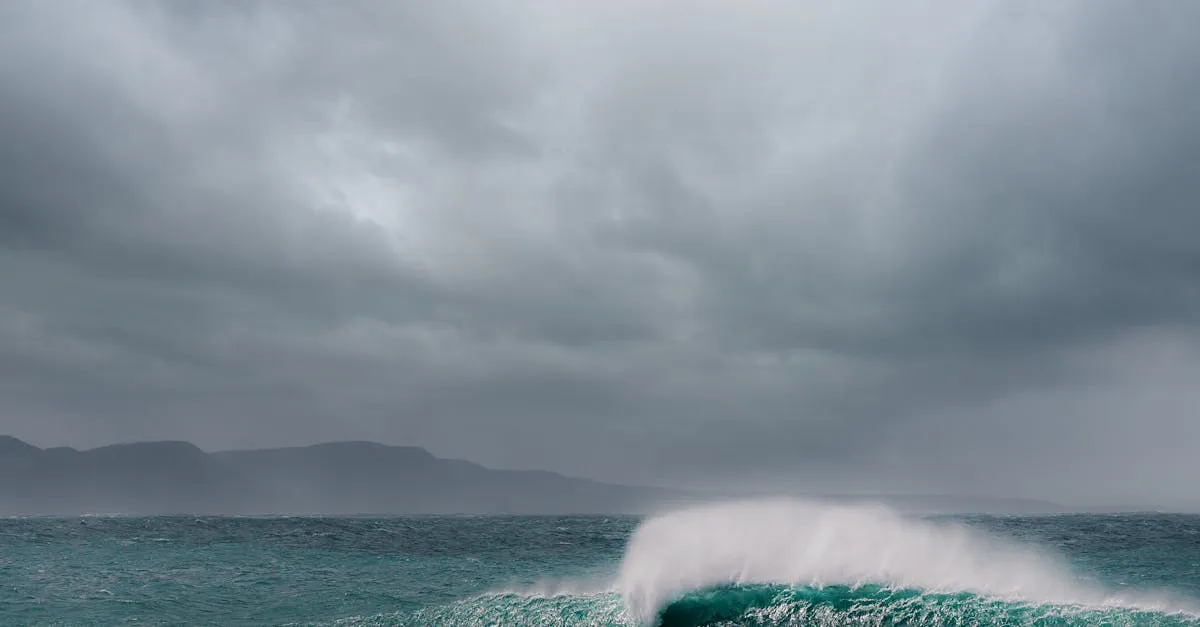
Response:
[0,436,683,515]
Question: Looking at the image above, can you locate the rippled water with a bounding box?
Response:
[2,504,1199,625]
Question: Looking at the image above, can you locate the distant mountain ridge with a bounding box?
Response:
[0,436,685,515]
[0,436,1064,515]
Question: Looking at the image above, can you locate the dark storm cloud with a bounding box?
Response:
[3,0,1199,507]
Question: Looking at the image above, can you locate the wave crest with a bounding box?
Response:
[616,499,1192,624]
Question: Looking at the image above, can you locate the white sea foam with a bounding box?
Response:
[615,498,1194,623]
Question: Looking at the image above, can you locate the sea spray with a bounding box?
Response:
[616,499,1195,624]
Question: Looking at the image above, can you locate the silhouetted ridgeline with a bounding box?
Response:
[0,436,685,515]
[0,435,1061,515]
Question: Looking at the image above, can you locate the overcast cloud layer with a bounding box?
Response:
[3,1,1199,508]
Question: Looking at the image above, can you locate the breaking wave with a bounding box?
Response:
[617,499,1197,624]
[347,499,1200,626]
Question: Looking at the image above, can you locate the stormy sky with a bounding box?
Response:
[3,1,1199,508]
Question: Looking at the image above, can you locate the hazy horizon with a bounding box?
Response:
[4,1,1200,512]
[0,433,1169,514]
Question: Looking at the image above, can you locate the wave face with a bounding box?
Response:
[656,584,1198,627]
[345,585,1200,626]
[616,499,1197,625]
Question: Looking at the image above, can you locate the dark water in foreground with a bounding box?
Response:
[2,501,1200,625]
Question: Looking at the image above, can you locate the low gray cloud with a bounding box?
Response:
[2,0,1199,508]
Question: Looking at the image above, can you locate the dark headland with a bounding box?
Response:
[0,435,687,515]
[0,435,1059,516]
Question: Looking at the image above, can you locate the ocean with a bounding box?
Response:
[2,500,1199,626]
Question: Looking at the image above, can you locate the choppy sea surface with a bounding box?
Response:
[3,500,1200,626]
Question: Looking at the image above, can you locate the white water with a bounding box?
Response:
[616,499,1191,623]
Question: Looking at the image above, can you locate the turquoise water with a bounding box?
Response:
[2,501,1200,625]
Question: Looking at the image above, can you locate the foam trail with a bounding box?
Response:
[616,499,1192,624]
